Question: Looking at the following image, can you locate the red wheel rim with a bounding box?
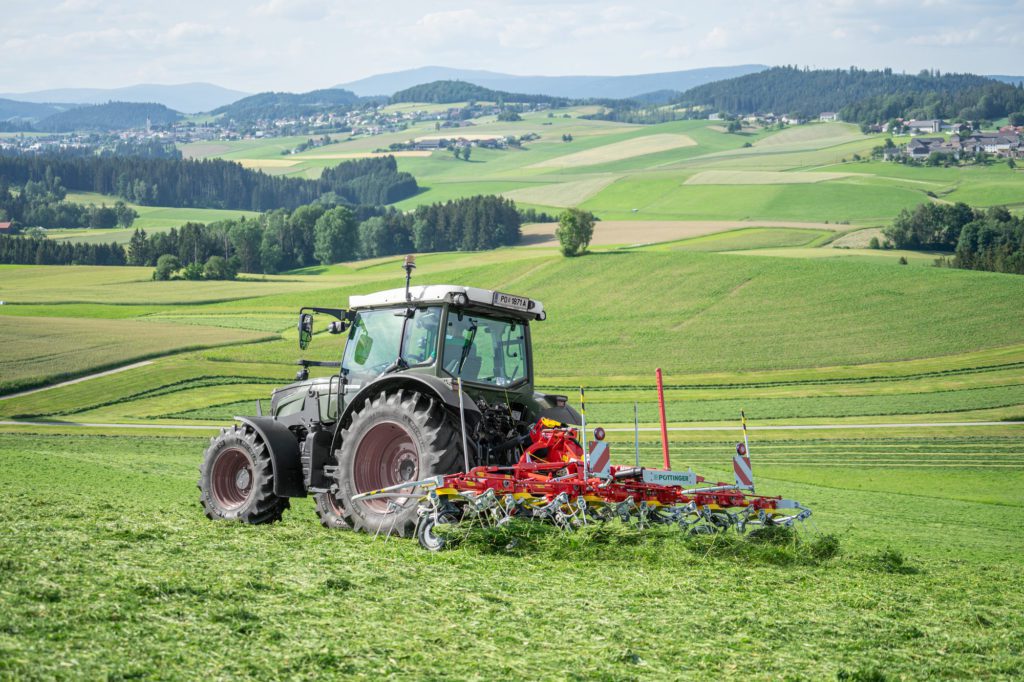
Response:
[325,493,345,515]
[211,447,254,510]
[353,421,419,513]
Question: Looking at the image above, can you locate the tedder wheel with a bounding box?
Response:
[335,389,462,538]
[416,510,462,552]
[313,491,351,530]
[198,424,289,524]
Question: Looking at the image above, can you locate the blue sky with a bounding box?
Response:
[2,0,1022,92]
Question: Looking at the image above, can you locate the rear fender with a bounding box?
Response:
[235,416,306,498]
[331,373,480,453]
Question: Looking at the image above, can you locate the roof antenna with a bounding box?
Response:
[403,254,416,302]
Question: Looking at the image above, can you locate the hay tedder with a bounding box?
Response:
[197,256,811,549]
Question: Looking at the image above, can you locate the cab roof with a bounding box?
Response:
[349,285,545,320]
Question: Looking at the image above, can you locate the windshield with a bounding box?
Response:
[342,307,441,384]
[442,312,528,387]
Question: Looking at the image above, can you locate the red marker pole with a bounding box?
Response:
[656,368,670,470]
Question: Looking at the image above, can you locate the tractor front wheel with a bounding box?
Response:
[198,424,289,524]
[335,390,462,538]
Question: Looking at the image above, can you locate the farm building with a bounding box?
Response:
[906,119,943,134]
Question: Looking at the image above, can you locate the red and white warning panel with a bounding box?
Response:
[734,453,754,488]
[587,441,611,478]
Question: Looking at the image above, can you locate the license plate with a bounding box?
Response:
[642,469,697,487]
[492,291,531,312]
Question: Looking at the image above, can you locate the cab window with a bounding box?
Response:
[342,307,441,383]
[442,313,528,387]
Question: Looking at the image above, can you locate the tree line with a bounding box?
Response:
[884,202,1024,275]
[0,194,526,272]
[0,174,137,230]
[0,154,418,212]
[0,234,125,266]
[675,67,1024,123]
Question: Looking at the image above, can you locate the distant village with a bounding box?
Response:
[894,120,1023,161]
[0,101,555,156]
[708,109,1022,162]
[1,101,1020,164]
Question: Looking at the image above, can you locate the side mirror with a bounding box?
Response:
[298,313,314,350]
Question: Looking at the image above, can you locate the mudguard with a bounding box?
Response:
[539,404,582,426]
[332,373,481,452]
[235,416,306,498]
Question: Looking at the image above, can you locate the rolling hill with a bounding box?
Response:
[211,88,362,123]
[675,66,1024,122]
[0,82,249,114]
[0,98,77,123]
[337,64,769,98]
[33,102,182,132]
[390,80,568,105]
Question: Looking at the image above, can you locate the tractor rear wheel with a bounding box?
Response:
[335,389,462,538]
[198,424,289,524]
[313,491,351,529]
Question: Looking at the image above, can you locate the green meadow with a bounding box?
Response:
[0,428,1020,680]
[5,102,1023,679]
[48,109,1021,250]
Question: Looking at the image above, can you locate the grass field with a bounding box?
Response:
[0,429,1020,679]
[2,249,1023,428]
[41,113,1020,253]
[48,192,259,244]
[5,105,1024,677]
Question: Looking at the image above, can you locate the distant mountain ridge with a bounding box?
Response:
[336,65,769,99]
[988,75,1024,86]
[0,98,77,123]
[0,83,248,114]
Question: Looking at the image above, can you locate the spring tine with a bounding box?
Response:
[576,497,588,525]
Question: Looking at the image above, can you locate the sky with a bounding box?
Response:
[2,0,1022,93]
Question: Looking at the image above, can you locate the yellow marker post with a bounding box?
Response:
[579,386,588,477]
[741,410,750,460]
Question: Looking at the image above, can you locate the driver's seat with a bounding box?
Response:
[459,352,482,382]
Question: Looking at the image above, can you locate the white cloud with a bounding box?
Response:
[1,0,1022,92]
[253,0,332,22]
[698,27,730,50]
[164,23,224,43]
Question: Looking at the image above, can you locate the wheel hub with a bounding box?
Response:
[353,421,419,513]
[235,467,252,490]
[211,447,254,510]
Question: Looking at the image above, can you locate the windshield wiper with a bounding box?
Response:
[456,321,478,376]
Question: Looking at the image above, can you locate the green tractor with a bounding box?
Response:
[198,257,579,537]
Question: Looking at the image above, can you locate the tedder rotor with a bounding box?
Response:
[358,411,811,551]
[197,255,811,549]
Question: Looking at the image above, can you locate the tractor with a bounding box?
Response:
[197,256,579,537]
[199,256,812,548]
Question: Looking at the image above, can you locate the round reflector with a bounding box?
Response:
[736,442,747,456]
[594,427,605,441]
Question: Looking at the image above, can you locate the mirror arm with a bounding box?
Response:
[300,306,347,321]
